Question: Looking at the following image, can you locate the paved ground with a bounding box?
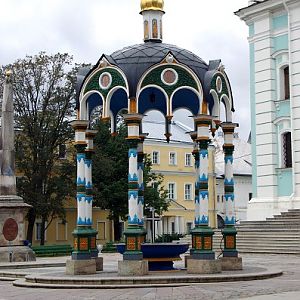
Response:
[0,253,300,299]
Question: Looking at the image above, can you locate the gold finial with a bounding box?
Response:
[140,0,164,13]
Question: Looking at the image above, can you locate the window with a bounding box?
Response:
[185,153,192,167]
[168,183,176,200]
[152,151,159,164]
[36,223,42,241]
[56,221,67,241]
[171,222,175,234]
[58,144,66,159]
[217,195,220,203]
[169,152,176,165]
[184,184,192,200]
[282,131,292,168]
[284,66,290,100]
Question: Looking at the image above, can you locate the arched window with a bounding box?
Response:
[152,19,158,39]
[144,20,149,40]
[284,66,290,100]
[282,131,292,168]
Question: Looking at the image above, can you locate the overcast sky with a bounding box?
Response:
[0,0,250,139]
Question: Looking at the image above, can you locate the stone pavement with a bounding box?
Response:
[0,253,299,299]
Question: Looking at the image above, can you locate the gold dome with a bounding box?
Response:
[140,0,164,12]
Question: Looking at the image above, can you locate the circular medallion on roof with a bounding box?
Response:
[99,72,112,90]
[216,76,223,93]
[161,68,178,86]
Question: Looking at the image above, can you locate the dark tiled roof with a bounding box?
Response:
[107,42,208,97]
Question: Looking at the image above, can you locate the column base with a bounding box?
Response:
[66,259,96,275]
[118,260,148,276]
[187,258,221,274]
[123,226,146,261]
[220,256,243,271]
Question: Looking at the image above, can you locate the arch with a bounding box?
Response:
[137,85,168,116]
[170,87,201,116]
[220,94,232,122]
[210,90,220,119]
[105,86,129,119]
[79,91,104,121]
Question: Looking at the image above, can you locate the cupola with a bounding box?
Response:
[140,0,165,42]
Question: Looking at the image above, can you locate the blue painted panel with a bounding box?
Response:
[138,87,167,115]
[172,88,199,115]
[277,169,293,196]
[272,14,288,30]
[110,88,128,117]
[87,93,103,118]
[273,34,288,52]
[276,100,290,119]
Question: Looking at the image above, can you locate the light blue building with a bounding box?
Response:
[236,0,300,220]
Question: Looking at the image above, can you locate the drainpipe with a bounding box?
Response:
[283,0,296,202]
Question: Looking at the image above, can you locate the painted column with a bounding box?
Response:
[221,122,239,257]
[174,216,180,234]
[137,139,146,230]
[123,114,146,261]
[85,130,98,258]
[190,115,215,260]
[70,120,97,261]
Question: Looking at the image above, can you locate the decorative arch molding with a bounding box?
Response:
[79,60,129,121]
[170,86,201,116]
[137,85,169,116]
[221,94,233,123]
[210,71,234,115]
[80,91,105,120]
[105,86,129,119]
[137,52,203,115]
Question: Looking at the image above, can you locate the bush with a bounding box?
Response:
[154,233,184,243]
[101,241,117,253]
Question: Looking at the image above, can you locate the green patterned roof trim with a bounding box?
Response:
[141,65,199,97]
[211,73,229,98]
[84,68,127,98]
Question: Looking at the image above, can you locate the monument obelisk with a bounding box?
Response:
[0,70,35,262]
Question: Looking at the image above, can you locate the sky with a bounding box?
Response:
[0,0,251,139]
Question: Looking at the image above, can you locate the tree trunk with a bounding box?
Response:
[40,217,46,246]
[26,208,36,244]
[113,216,121,241]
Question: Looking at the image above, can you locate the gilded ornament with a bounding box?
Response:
[140,0,164,12]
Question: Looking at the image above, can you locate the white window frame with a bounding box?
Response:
[168,182,176,200]
[152,150,160,165]
[169,151,177,166]
[184,183,193,200]
[185,153,192,167]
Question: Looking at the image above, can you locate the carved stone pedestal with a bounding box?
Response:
[66,259,96,275]
[118,260,148,276]
[220,256,243,271]
[0,196,36,262]
[187,258,222,274]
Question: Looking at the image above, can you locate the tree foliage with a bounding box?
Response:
[0,52,80,244]
[92,120,169,240]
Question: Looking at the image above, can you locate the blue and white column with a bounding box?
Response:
[70,120,97,261]
[85,129,98,258]
[221,122,239,257]
[190,115,215,260]
[123,114,146,261]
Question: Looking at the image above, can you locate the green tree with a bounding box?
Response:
[1,52,79,245]
[92,120,169,241]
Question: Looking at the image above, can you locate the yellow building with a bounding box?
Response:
[30,119,251,246]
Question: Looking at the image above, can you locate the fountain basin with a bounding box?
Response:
[116,243,189,271]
